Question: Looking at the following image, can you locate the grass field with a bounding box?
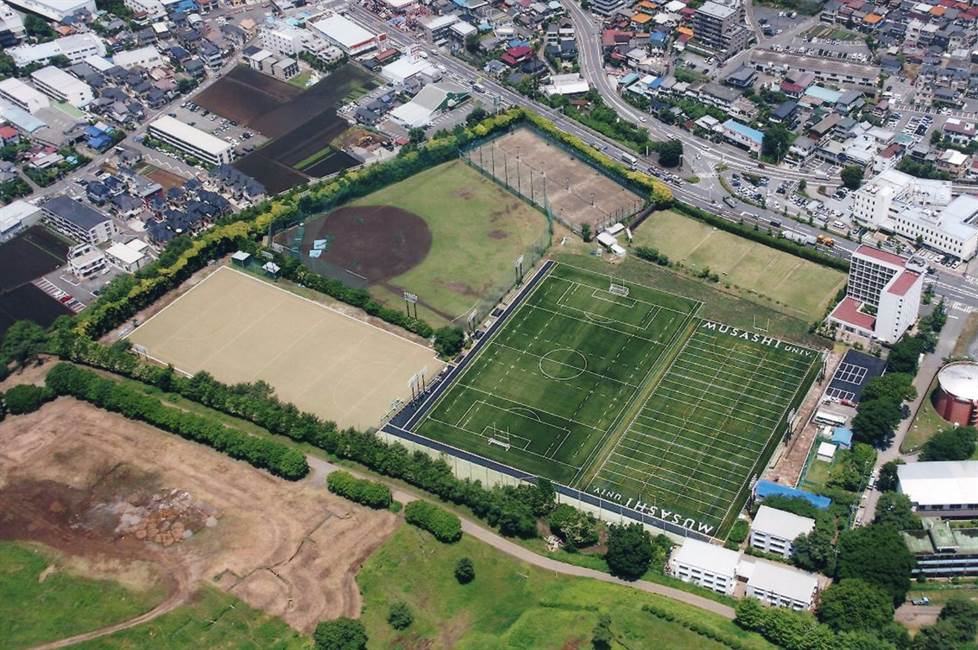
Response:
[347,160,550,326]
[0,541,166,649]
[416,261,819,536]
[358,525,774,650]
[634,210,845,321]
[128,266,443,429]
[74,586,310,649]
[416,263,700,483]
[588,322,819,534]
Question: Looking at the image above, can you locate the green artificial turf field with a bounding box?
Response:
[587,322,819,535]
[415,262,820,537]
[417,263,700,483]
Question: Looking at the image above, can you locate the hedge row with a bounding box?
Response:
[404,500,462,543]
[673,203,850,273]
[641,605,749,650]
[44,362,309,480]
[326,470,392,509]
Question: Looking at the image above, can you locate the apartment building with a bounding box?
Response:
[692,0,749,59]
[30,66,94,108]
[147,115,234,166]
[749,505,816,558]
[827,245,924,344]
[41,196,117,245]
[0,77,50,113]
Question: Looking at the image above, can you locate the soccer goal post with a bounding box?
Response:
[486,425,512,451]
[608,281,629,297]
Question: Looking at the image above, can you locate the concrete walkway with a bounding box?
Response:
[305,456,736,620]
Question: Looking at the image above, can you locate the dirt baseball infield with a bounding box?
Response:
[292,205,432,289]
[127,266,444,430]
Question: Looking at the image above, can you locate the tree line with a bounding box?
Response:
[326,470,392,510]
[44,363,309,480]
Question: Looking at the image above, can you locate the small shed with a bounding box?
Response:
[816,441,837,462]
[831,427,853,449]
[231,250,251,266]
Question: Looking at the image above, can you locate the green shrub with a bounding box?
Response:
[404,500,462,543]
[454,557,475,584]
[3,384,55,415]
[727,519,749,544]
[326,470,392,509]
[387,601,413,630]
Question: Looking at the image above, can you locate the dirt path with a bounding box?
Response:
[29,580,192,650]
[305,457,736,620]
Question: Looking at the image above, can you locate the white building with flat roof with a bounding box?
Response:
[827,244,924,344]
[0,2,26,44]
[113,45,164,70]
[311,13,381,56]
[105,240,148,272]
[30,66,93,108]
[8,33,105,67]
[740,557,820,611]
[898,461,978,518]
[749,506,815,558]
[148,116,234,166]
[123,0,165,19]
[0,199,41,242]
[381,56,441,85]
[852,169,978,260]
[260,22,309,56]
[668,538,740,594]
[0,77,50,113]
[4,0,95,21]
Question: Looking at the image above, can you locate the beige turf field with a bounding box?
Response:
[128,266,443,429]
[634,210,845,320]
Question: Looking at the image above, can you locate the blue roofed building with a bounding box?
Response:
[85,124,114,151]
[721,118,764,155]
[753,480,832,510]
[831,427,853,449]
[804,85,842,104]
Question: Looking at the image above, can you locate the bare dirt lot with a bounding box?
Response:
[127,266,444,430]
[0,396,399,637]
[465,127,644,232]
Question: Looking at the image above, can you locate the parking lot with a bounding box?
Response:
[167,102,269,159]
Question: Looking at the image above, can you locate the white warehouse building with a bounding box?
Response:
[749,506,816,558]
[30,66,94,108]
[4,0,95,21]
[898,461,978,518]
[8,33,105,67]
[311,13,382,56]
[0,77,50,113]
[147,116,234,166]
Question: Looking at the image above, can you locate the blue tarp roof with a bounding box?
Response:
[805,85,842,104]
[723,118,764,145]
[754,480,832,509]
[832,427,853,446]
[649,31,667,43]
